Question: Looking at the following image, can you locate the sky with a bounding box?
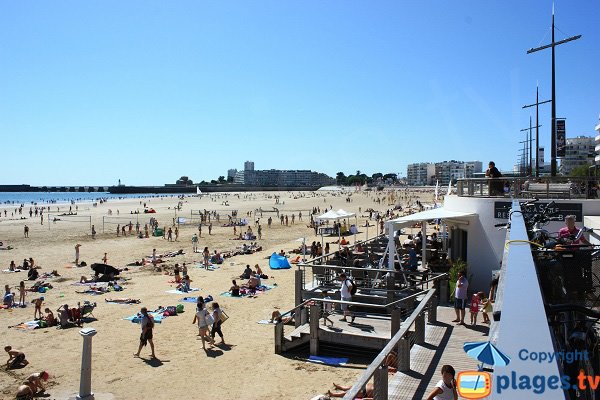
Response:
[1,1,599,186]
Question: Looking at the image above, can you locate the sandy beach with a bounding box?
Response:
[0,189,430,400]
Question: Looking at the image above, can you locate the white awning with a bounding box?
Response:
[386,207,477,230]
[336,209,356,218]
[316,210,343,221]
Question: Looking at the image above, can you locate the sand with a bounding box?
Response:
[0,189,430,400]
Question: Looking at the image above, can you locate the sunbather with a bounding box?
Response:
[229,280,240,297]
[43,308,56,327]
[327,382,374,398]
[105,298,140,304]
[56,305,72,328]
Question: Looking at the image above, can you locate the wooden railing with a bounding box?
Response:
[341,288,438,400]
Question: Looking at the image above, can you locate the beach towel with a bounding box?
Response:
[179,295,213,303]
[71,282,110,287]
[165,288,199,294]
[220,285,275,298]
[13,320,41,330]
[307,355,349,366]
[2,269,24,273]
[194,263,219,270]
[124,312,165,324]
[257,320,274,324]
[269,253,291,269]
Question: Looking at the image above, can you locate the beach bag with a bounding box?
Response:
[204,311,215,326]
[219,311,229,324]
[166,306,177,316]
[176,304,184,313]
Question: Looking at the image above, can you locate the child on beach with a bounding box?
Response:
[32,297,44,319]
[18,281,26,306]
[5,346,29,369]
[479,291,492,324]
[470,293,481,326]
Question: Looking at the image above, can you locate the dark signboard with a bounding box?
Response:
[556,119,566,158]
[494,201,582,222]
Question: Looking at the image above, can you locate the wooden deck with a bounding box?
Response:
[388,306,489,399]
[284,314,393,351]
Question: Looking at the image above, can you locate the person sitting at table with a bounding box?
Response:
[402,244,418,270]
[339,237,349,246]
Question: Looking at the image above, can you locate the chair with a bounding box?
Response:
[79,301,97,320]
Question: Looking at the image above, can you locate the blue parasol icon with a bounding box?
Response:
[463,341,511,369]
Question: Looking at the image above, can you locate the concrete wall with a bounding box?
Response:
[444,195,600,292]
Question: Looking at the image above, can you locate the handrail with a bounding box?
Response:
[278,272,447,319]
[278,288,431,319]
[342,288,436,399]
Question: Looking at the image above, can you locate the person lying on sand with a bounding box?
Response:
[105,298,140,304]
[270,310,293,324]
[327,382,374,399]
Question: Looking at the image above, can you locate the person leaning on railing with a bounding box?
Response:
[485,161,503,196]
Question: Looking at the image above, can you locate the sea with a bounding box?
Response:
[0,192,187,206]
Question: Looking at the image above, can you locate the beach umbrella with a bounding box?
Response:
[91,263,120,276]
[463,341,511,367]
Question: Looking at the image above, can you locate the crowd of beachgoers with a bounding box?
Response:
[1,188,436,399]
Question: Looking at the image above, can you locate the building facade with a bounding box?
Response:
[244,161,255,171]
[434,160,482,185]
[406,163,435,186]
[234,169,334,187]
[227,169,238,180]
[559,136,595,175]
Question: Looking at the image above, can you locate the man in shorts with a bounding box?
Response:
[452,271,469,325]
[338,273,355,323]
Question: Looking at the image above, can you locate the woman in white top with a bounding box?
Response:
[192,301,214,350]
[426,365,458,400]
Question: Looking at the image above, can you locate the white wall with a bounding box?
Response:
[444,195,600,292]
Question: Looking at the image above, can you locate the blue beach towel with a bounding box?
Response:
[307,355,349,366]
[179,295,213,303]
[124,312,165,324]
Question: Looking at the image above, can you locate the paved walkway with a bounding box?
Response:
[388,306,489,399]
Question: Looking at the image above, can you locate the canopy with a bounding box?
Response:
[386,207,477,230]
[269,253,291,269]
[317,186,344,191]
[336,209,356,218]
[316,210,343,221]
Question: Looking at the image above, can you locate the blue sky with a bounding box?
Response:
[1,1,598,185]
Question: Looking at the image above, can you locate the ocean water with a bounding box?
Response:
[0,192,186,205]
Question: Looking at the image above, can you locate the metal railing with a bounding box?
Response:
[341,288,438,399]
[456,176,599,199]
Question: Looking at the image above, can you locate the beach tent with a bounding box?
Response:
[269,253,291,269]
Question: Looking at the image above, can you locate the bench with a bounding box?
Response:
[522,182,572,199]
